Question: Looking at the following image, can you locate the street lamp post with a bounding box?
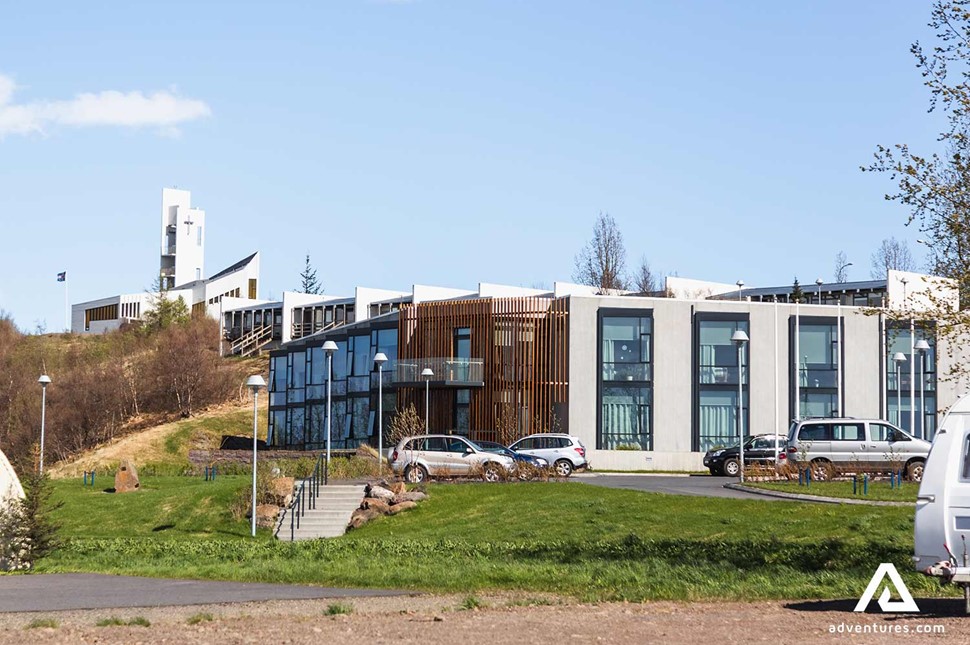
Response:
[836,261,853,282]
[915,339,930,439]
[736,280,744,302]
[421,368,434,432]
[38,375,51,475]
[893,352,907,429]
[815,278,823,305]
[323,341,338,478]
[731,329,749,482]
[245,374,266,538]
[374,352,388,475]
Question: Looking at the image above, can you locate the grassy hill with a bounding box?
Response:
[48,400,268,478]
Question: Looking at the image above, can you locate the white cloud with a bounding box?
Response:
[0,74,211,138]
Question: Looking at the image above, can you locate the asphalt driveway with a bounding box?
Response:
[574,473,783,500]
[0,573,407,613]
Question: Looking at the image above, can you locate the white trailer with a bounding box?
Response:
[914,393,970,612]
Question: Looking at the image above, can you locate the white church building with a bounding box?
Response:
[71,188,263,334]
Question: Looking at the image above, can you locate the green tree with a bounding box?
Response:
[865,1,970,306]
[791,278,806,304]
[142,277,190,333]
[299,254,321,295]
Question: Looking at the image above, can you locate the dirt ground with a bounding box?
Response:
[1,593,968,644]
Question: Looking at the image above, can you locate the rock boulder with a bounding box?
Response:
[114,459,140,493]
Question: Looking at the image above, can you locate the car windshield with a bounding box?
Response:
[474,441,513,457]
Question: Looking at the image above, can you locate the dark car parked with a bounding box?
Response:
[703,434,787,476]
[473,440,549,468]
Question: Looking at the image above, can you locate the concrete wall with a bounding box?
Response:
[568,295,895,471]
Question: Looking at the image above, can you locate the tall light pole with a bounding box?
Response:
[38,375,51,475]
[836,260,853,282]
[421,368,434,432]
[323,341,338,471]
[374,352,388,475]
[815,278,823,305]
[893,352,907,429]
[736,280,744,302]
[915,339,930,439]
[245,374,266,538]
[731,329,749,482]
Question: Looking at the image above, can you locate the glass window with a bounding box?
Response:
[886,324,937,438]
[601,317,651,382]
[699,320,747,385]
[332,340,348,381]
[602,386,651,450]
[515,437,535,450]
[963,436,970,480]
[798,423,831,442]
[351,335,370,376]
[599,315,653,450]
[832,423,863,441]
[698,390,747,451]
[869,422,897,442]
[351,396,370,440]
[696,317,749,452]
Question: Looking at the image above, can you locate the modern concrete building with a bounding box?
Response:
[262,271,966,471]
[72,188,262,334]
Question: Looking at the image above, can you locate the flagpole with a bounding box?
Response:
[64,276,69,332]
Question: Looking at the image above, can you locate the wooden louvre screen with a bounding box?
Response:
[396,296,569,442]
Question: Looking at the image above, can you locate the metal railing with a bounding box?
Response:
[395,358,484,385]
[289,453,326,542]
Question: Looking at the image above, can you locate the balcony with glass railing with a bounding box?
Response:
[395,357,484,386]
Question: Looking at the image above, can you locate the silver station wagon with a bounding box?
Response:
[786,417,931,481]
[388,434,515,483]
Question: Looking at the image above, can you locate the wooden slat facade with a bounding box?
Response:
[396,296,569,442]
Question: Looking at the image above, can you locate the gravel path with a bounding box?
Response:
[2,594,968,644]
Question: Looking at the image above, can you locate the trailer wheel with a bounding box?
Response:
[906,460,925,483]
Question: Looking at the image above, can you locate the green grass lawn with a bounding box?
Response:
[747,480,918,503]
[36,476,950,602]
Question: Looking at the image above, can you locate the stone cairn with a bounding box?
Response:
[348,481,428,530]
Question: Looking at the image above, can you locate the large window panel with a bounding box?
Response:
[601,386,651,449]
[598,313,653,450]
[886,324,937,438]
[696,315,749,452]
[699,390,748,451]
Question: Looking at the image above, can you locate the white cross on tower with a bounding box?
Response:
[184,214,193,234]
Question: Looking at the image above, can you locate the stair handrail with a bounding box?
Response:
[290,453,326,542]
[231,323,274,357]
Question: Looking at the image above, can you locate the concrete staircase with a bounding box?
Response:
[276,484,365,541]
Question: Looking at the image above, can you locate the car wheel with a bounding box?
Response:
[404,464,428,484]
[907,460,925,483]
[554,459,573,477]
[809,459,833,482]
[708,467,720,476]
[482,463,502,483]
[722,458,740,477]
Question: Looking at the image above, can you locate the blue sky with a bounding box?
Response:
[0,1,948,331]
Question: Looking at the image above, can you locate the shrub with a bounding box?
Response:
[187,612,214,625]
[25,618,58,629]
[325,602,353,616]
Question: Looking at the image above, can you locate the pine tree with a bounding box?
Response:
[299,254,321,295]
[791,278,805,304]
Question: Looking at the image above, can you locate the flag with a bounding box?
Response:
[56,272,66,282]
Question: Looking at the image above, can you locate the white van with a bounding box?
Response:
[914,394,970,612]
[786,417,931,481]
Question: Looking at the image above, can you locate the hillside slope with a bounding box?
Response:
[48,401,268,479]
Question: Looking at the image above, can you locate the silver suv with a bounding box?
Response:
[508,433,588,477]
[388,435,514,483]
[786,417,931,482]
